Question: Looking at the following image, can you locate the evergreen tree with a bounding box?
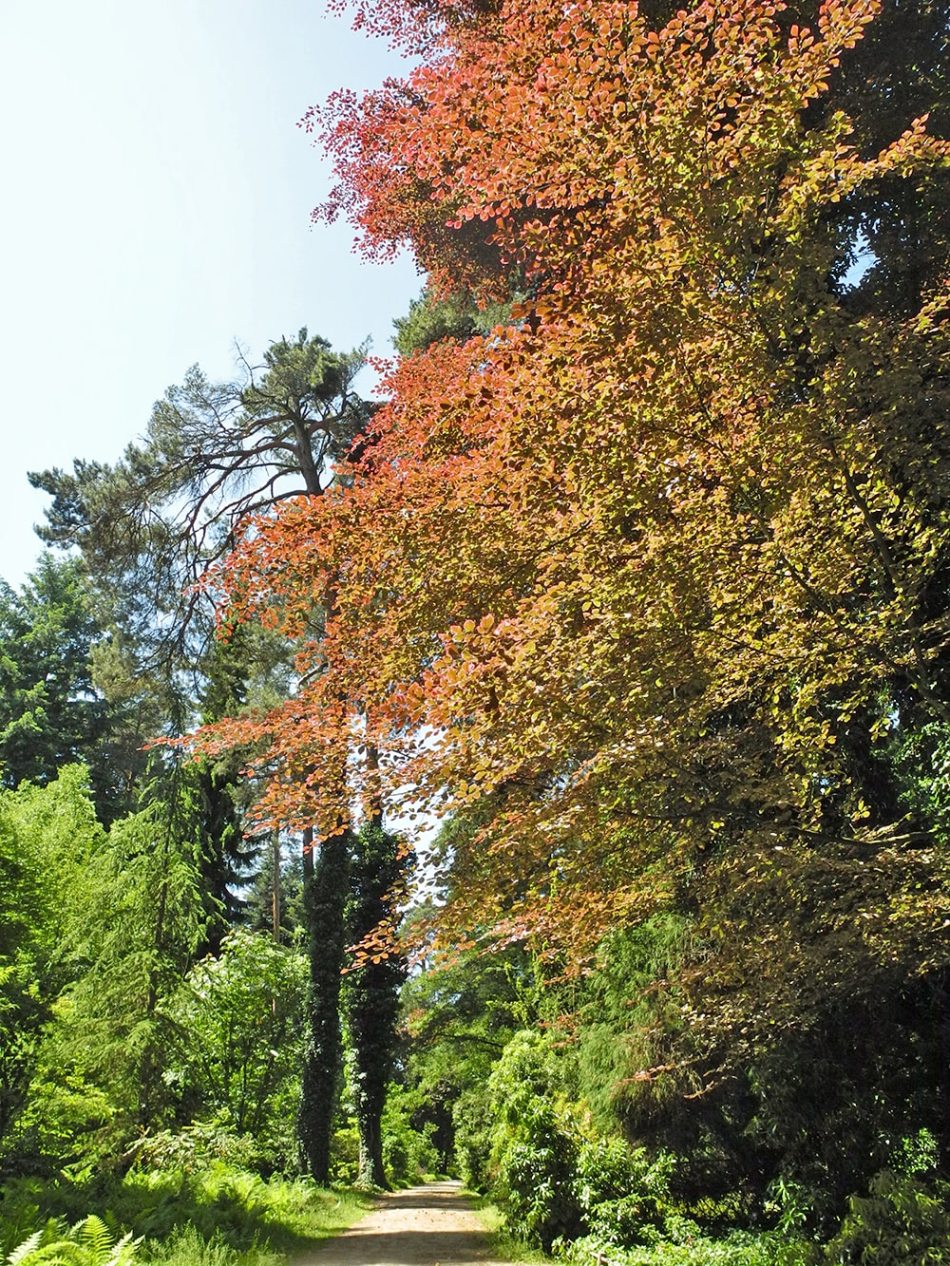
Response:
[191,630,266,954]
[344,822,409,1188]
[31,333,372,1164]
[246,834,304,944]
[13,765,209,1167]
[297,829,349,1185]
[0,555,120,818]
[30,330,370,669]
[0,767,102,1154]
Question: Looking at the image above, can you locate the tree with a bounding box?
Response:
[64,786,207,1133]
[30,330,370,665]
[215,0,949,945]
[6,766,217,1172]
[168,929,307,1148]
[188,1,950,1201]
[246,833,305,943]
[0,555,120,817]
[392,289,516,357]
[190,630,269,956]
[344,822,409,1187]
[32,331,373,1176]
[0,767,102,1155]
[297,827,349,1184]
[399,940,535,1179]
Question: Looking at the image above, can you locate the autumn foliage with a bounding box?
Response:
[200,0,950,1005]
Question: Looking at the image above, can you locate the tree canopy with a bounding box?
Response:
[203,0,950,966]
[2,5,949,1262]
[30,330,370,668]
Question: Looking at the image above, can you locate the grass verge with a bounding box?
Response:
[468,1192,550,1264]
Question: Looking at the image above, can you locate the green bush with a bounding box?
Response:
[482,1031,701,1254]
[380,1085,440,1187]
[484,1031,583,1250]
[561,1228,801,1266]
[164,930,306,1173]
[891,1129,941,1179]
[453,1086,495,1191]
[139,1225,278,1266]
[126,1125,261,1178]
[499,1105,582,1251]
[820,1171,950,1266]
[329,1121,360,1186]
[0,1165,368,1265]
[576,1138,677,1247]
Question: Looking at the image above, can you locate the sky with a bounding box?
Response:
[0,0,421,588]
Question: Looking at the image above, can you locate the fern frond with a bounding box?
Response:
[106,1231,142,1266]
[75,1215,113,1258]
[7,1213,140,1266]
[6,1229,44,1265]
[28,1245,86,1263]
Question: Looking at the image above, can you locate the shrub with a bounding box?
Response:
[891,1129,941,1179]
[329,1121,359,1186]
[453,1087,495,1191]
[560,1228,802,1266]
[380,1085,440,1187]
[484,1031,583,1250]
[576,1138,677,1248]
[164,930,306,1170]
[138,1225,279,1266]
[499,1105,582,1251]
[820,1171,950,1266]
[126,1125,261,1179]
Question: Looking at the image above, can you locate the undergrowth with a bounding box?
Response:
[0,1165,372,1266]
[471,1195,550,1265]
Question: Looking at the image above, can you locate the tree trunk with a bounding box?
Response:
[297,826,349,1185]
[346,820,408,1190]
[357,1105,387,1189]
[271,830,281,943]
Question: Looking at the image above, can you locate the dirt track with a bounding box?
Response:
[300,1181,516,1266]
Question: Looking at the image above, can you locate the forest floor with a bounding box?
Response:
[298,1181,518,1266]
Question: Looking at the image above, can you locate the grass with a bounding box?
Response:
[468,1193,550,1264]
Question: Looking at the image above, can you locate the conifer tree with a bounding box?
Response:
[345,822,409,1187]
[32,331,372,1169]
[297,828,349,1184]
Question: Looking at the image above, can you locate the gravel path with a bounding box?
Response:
[299,1181,517,1266]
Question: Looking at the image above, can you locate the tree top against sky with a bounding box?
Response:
[1,0,419,589]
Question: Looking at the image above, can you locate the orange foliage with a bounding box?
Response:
[199,0,950,957]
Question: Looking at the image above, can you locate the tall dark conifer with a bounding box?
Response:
[30,331,372,1164]
[298,827,350,1184]
[344,821,409,1188]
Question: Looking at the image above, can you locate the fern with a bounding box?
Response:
[75,1217,112,1260]
[5,1214,141,1266]
[6,1229,45,1266]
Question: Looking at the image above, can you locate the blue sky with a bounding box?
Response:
[0,0,420,588]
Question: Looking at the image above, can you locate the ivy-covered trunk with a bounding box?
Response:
[346,821,408,1189]
[298,826,349,1184]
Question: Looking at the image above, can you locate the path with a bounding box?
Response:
[300,1181,516,1266]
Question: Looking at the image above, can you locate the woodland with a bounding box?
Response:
[1,1,949,1264]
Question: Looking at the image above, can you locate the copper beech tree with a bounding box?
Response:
[196,0,950,1063]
